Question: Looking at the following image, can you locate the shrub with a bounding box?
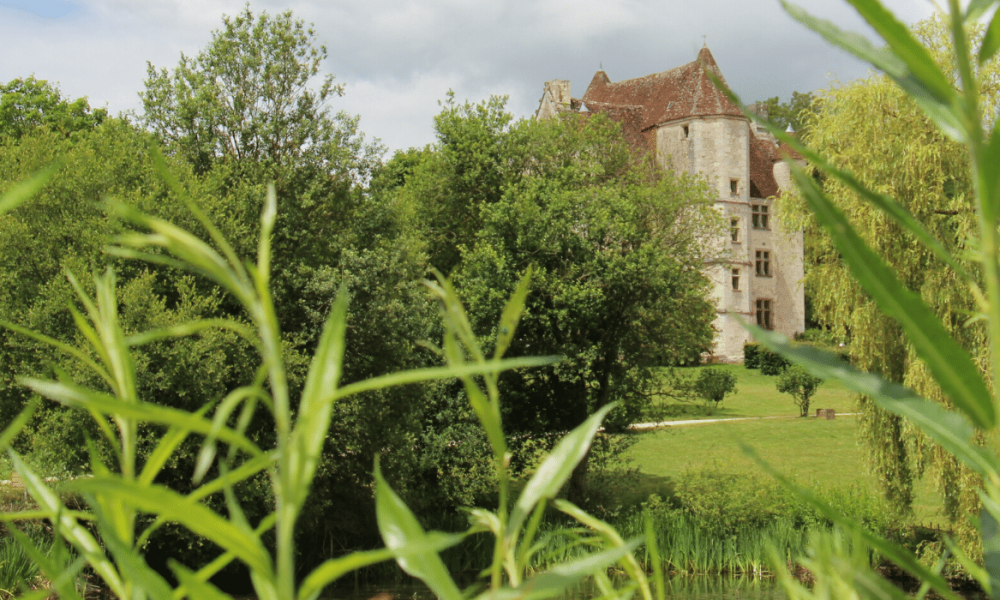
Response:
[743,342,761,369]
[759,346,791,375]
[692,368,737,408]
[776,365,824,417]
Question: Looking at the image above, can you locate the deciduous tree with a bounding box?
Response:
[0,76,106,141]
[783,14,999,544]
[397,98,722,499]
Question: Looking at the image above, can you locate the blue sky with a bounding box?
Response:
[0,0,78,18]
[0,0,941,153]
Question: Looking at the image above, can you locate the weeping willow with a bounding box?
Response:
[782,14,1000,555]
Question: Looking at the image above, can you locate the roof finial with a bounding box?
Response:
[702,34,707,47]
[600,61,603,70]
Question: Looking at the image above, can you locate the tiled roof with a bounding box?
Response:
[749,132,779,199]
[581,47,743,131]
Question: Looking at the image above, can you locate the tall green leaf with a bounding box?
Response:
[790,164,994,429]
[287,285,348,508]
[68,477,273,579]
[781,1,966,141]
[744,445,963,600]
[472,539,643,600]
[0,163,58,215]
[374,459,464,600]
[494,267,533,360]
[508,403,616,536]
[746,325,999,478]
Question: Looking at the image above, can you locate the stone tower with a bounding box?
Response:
[536,47,805,362]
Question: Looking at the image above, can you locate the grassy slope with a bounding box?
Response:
[626,364,943,525]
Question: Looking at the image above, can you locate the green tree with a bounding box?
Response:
[757,91,816,133]
[776,366,823,417]
[140,5,377,178]
[693,368,738,409]
[0,76,107,141]
[783,14,999,536]
[398,99,722,498]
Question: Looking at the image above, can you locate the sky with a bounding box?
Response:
[0,0,941,155]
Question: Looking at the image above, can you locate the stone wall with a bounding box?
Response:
[656,115,804,362]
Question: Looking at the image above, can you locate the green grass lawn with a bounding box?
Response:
[627,364,946,525]
[643,364,856,422]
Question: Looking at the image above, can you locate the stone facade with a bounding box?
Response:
[536,47,806,362]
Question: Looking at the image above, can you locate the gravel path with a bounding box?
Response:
[629,413,859,430]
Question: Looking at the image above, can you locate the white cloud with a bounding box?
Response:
[0,0,955,152]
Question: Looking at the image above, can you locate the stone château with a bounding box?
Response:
[536,46,805,362]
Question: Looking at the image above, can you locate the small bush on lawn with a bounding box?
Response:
[743,343,761,369]
[692,368,737,409]
[759,347,791,375]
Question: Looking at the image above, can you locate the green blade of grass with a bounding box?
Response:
[97,519,174,600]
[6,527,85,600]
[790,164,995,430]
[69,476,273,579]
[139,404,209,486]
[781,0,966,142]
[298,549,395,600]
[979,5,1000,63]
[9,453,124,597]
[964,0,997,23]
[978,496,1000,598]
[474,539,643,600]
[170,561,234,600]
[509,403,616,537]
[288,285,348,509]
[0,319,115,390]
[746,324,999,477]
[20,378,263,457]
[494,267,533,360]
[742,444,963,600]
[375,458,464,600]
[0,164,59,215]
[335,356,562,399]
[844,0,958,101]
[125,318,258,349]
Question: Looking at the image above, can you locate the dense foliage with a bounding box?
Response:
[782,14,1000,548]
[383,97,721,497]
[0,5,727,582]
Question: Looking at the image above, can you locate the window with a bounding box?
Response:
[731,268,740,291]
[682,124,690,138]
[755,250,771,277]
[730,217,739,242]
[752,203,769,229]
[756,299,773,330]
[730,179,739,197]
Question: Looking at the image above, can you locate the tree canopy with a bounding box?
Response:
[0,76,107,141]
[387,97,723,496]
[140,5,379,180]
[755,91,816,134]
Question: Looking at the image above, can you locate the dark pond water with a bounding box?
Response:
[320,576,785,600]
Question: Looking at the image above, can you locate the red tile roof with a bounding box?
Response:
[581,47,743,131]
[579,47,785,198]
[749,131,779,199]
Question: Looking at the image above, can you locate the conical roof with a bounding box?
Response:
[581,46,743,130]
